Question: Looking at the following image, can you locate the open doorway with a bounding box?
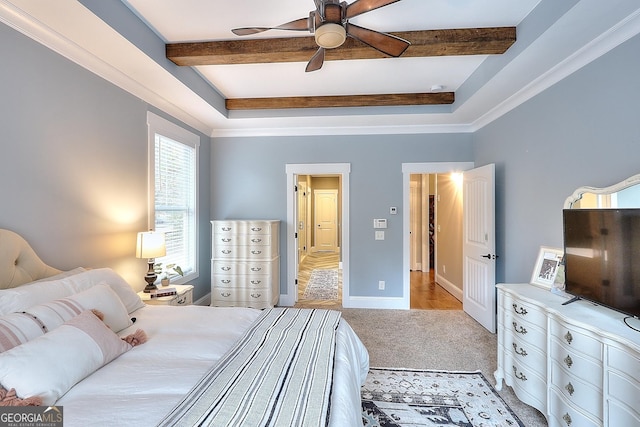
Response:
[409,173,462,310]
[285,163,350,309]
[295,175,343,308]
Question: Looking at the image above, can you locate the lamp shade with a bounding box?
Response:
[136,231,166,259]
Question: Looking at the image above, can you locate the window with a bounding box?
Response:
[147,112,199,283]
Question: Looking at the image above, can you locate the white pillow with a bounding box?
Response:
[0,310,132,406]
[24,283,132,332]
[0,268,144,315]
[0,312,45,353]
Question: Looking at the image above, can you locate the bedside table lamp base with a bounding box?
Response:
[143,261,158,293]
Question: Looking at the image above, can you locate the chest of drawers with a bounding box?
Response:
[495,284,640,427]
[210,220,280,309]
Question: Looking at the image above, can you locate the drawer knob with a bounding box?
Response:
[221,292,231,297]
[251,280,262,285]
[251,250,262,255]
[564,355,573,369]
[251,293,262,298]
[221,266,231,271]
[251,227,263,231]
[512,321,528,335]
[512,342,528,357]
[222,279,231,284]
[565,382,574,396]
[251,267,262,272]
[176,296,186,305]
[512,303,528,315]
[222,227,231,231]
[251,238,262,243]
[222,250,231,254]
[564,331,573,345]
[562,413,572,426]
[512,366,527,381]
[222,238,231,242]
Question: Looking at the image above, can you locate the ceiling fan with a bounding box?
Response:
[231,0,411,72]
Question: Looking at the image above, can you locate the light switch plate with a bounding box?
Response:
[375,231,385,240]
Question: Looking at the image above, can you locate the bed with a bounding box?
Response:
[0,229,369,426]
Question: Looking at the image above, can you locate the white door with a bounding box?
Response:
[463,164,496,333]
[314,189,338,252]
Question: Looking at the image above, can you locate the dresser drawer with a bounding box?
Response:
[505,355,547,405]
[211,287,275,309]
[212,259,277,276]
[505,313,547,351]
[550,338,603,390]
[608,398,640,427]
[212,245,276,259]
[212,233,274,247]
[213,221,275,236]
[550,364,602,420]
[212,274,271,289]
[550,321,602,360]
[607,371,640,419]
[549,388,599,427]
[503,292,547,328]
[505,335,546,377]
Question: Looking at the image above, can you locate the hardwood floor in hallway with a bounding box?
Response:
[293,253,462,310]
[410,270,462,310]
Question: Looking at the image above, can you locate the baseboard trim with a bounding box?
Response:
[194,292,211,306]
[435,274,463,301]
[344,296,409,310]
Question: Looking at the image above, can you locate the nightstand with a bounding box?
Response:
[138,284,194,306]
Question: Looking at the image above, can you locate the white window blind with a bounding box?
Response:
[147,112,199,283]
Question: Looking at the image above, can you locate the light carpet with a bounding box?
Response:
[361,368,524,427]
[303,269,338,300]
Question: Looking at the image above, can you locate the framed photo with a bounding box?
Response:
[530,246,564,289]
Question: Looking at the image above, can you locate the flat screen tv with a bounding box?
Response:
[563,208,640,317]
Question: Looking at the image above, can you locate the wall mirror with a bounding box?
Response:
[564,173,640,209]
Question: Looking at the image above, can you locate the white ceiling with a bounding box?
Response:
[2,0,640,137]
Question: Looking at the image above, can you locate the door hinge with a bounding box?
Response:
[295,232,298,239]
[295,279,298,285]
[294,185,298,192]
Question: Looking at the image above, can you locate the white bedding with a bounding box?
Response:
[55,305,369,427]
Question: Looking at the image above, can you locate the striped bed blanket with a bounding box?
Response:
[158,308,342,427]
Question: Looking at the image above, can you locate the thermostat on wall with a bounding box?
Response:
[373,219,387,229]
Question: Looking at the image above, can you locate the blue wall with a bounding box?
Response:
[0,23,212,299]
[474,33,640,284]
[211,134,474,297]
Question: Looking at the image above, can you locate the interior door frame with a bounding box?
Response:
[401,162,475,309]
[284,163,350,307]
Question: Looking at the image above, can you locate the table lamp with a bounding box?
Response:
[136,231,166,293]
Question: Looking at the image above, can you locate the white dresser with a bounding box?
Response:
[210,220,280,309]
[495,284,640,427]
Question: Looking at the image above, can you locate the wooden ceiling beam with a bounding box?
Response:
[167,27,515,66]
[226,92,454,110]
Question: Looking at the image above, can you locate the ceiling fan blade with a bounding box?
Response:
[305,47,326,72]
[346,23,410,57]
[232,17,310,36]
[346,0,401,19]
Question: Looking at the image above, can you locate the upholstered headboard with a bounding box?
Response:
[0,229,62,289]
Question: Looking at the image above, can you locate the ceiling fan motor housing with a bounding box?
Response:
[314,2,347,49]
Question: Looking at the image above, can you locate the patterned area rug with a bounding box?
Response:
[361,368,524,427]
[303,269,338,300]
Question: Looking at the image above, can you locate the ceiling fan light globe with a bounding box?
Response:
[315,23,346,49]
